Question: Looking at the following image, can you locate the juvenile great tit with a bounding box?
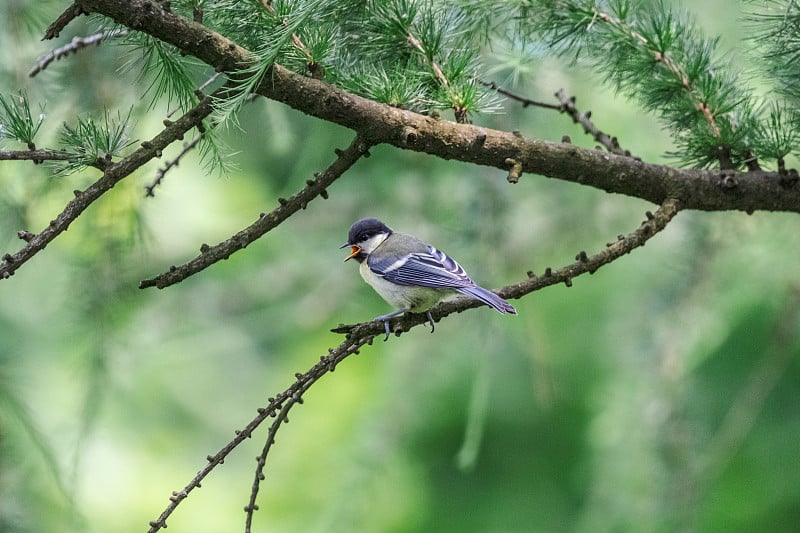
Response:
[342,218,516,340]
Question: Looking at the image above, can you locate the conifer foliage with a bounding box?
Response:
[2,1,800,531]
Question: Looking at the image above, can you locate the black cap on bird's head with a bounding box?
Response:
[341,218,393,262]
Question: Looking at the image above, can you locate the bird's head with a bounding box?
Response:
[341,218,393,262]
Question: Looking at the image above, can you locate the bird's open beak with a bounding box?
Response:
[340,242,361,262]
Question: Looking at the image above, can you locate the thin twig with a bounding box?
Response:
[479,80,560,110]
[244,401,293,533]
[146,334,376,533]
[553,89,635,158]
[0,88,226,282]
[244,379,313,532]
[30,30,123,77]
[145,136,202,197]
[197,71,223,95]
[481,80,633,157]
[139,135,372,289]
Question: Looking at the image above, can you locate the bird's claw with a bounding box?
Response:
[373,310,434,341]
[373,310,406,341]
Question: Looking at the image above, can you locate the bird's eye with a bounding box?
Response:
[359,233,370,242]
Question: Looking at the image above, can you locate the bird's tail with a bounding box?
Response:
[458,286,517,315]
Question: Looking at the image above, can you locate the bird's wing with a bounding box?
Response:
[369,245,475,288]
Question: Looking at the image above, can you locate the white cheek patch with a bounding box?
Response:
[360,233,389,254]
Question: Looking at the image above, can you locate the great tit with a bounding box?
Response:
[342,217,516,340]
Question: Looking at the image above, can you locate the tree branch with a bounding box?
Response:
[479,79,561,111]
[333,198,681,338]
[75,0,800,214]
[0,149,73,161]
[30,30,122,77]
[244,385,303,533]
[42,3,85,40]
[481,81,634,157]
[0,89,221,282]
[139,135,372,289]
[146,197,680,532]
[553,88,634,158]
[146,333,378,533]
[144,134,202,197]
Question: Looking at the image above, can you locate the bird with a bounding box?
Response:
[341,217,516,340]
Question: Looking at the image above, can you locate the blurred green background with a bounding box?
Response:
[1,1,799,532]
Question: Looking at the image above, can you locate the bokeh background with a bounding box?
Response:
[1,1,799,532]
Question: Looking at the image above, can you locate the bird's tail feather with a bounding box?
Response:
[458,286,517,314]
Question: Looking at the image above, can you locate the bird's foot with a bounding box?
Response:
[379,318,390,341]
[372,310,435,341]
[373,309,406,341]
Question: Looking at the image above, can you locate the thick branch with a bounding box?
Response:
[75,0,800,214]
